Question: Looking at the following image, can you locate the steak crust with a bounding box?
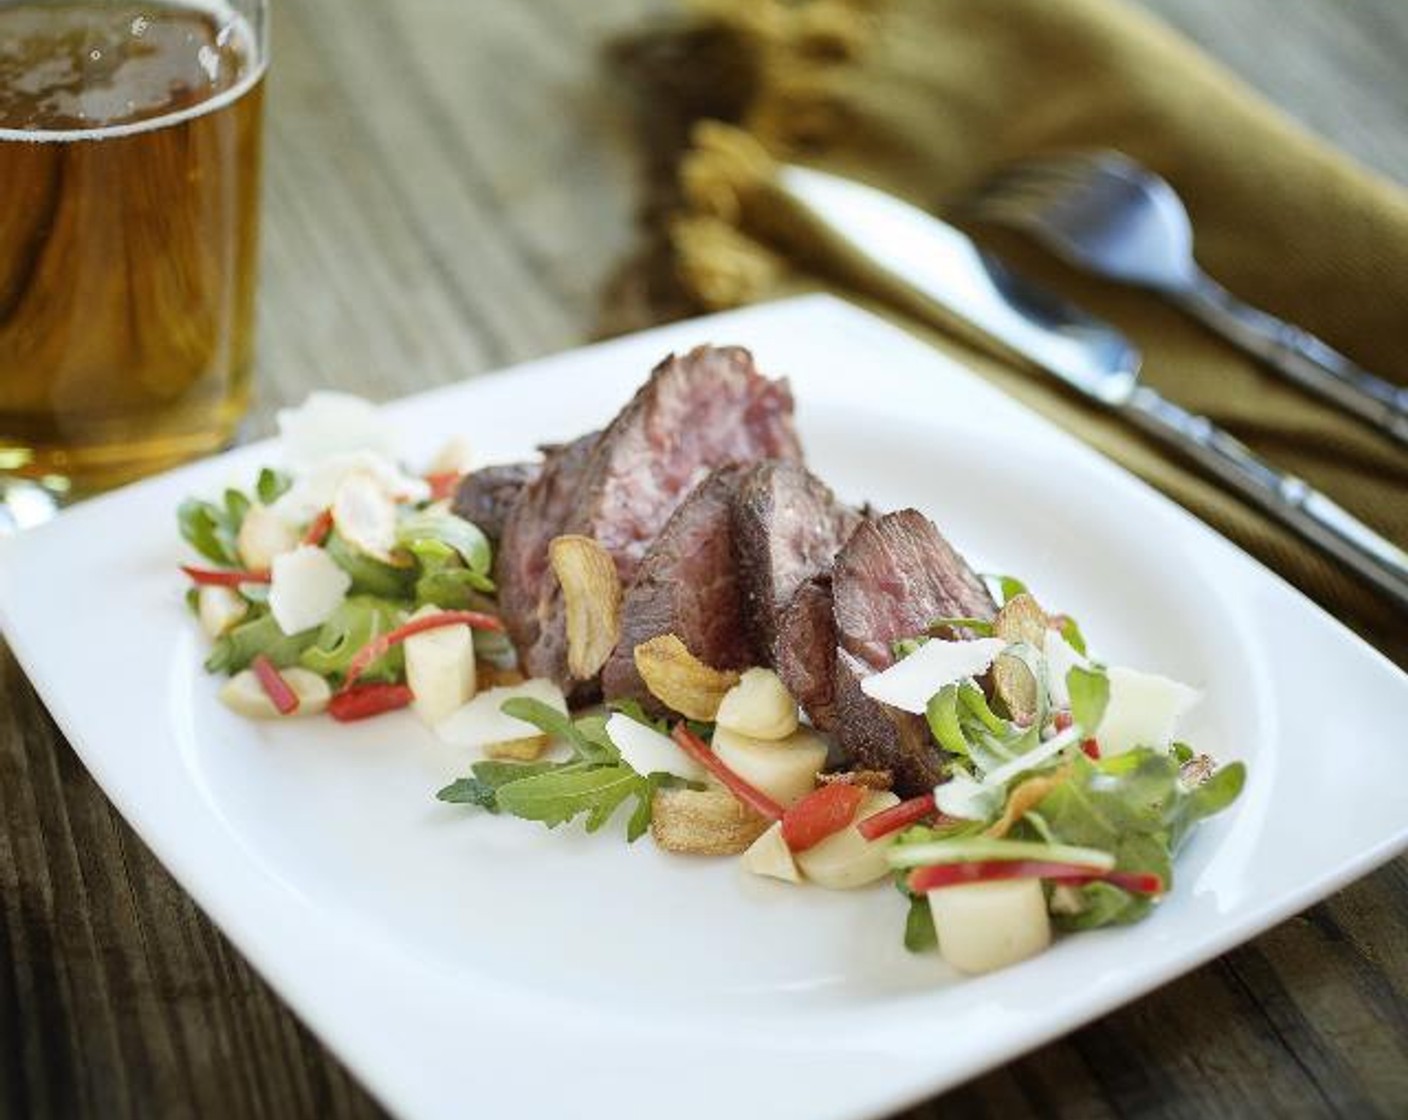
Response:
[512,346,802,685]
[732,460,862,659]
[830,509,997,796]
[601,465,756,711]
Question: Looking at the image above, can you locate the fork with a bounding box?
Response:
[966,150,1408,447]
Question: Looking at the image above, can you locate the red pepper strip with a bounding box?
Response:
[328,682,414,722]
[1053,711,1100,758]
[180,564,271,586]
[302,508,333,547]
[251,654,300,715]
[425,471,462,501]
[1070,869,1163,895]
[857,792,940,842]
[782,783,867,852]
[908,859,1164,896]
[343,610,506,688]
[669,723,785,821]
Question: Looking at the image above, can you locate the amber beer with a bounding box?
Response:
[0,1,264,494]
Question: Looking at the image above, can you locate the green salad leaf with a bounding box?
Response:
[178,497,242,567]
[438,760,557,811]
[438,703,661,841]
[299,596,405,682]
[495,765,648,833]
[325,533,417,599]
[904,895,938,953]
[1014,749,1244,930]
[255,467,292,506]
[397,509,492,588]
[1067,665,1109,736]
[205,613,319,674]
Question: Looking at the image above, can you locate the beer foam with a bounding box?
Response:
[0,0,264,143]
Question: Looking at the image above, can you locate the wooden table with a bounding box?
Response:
[3,0,1406,1116]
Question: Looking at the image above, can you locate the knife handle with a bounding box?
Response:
[1122,387,1408,611]
[1179,273,1408,447]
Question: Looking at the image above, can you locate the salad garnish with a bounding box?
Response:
[177,386,1245,979]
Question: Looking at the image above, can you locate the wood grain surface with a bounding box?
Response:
[3,0,1407,1117]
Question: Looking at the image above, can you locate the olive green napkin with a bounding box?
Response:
[606,0,1408,666]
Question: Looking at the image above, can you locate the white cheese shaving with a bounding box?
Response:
[860,637,1006,714]
[1097,667,1201,756]
[1044,631,1089,709]
[434,679,568,752]
[277,391,397,468]
[605,713,706,782]
[270,451,429,524]
[331,470,400,561]
[268,545,351,635]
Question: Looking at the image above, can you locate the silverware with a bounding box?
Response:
[775,164,1408,611]
[965,150,1408,447]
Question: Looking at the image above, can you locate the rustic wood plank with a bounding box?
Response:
[2,0,1406,1118]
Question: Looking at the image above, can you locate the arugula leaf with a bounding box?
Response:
[494,764,647,833]
[437,760,558,811]
[325,533,417,598]
[891,637,928,661]
[436,777,499,810]
[926,685,967,757]
[1172,761,1246,851]
[1019,749,1243,930]
[256,467,292,505]
[299,596,405,682]
[178,497,241,566]
[1052,880,1145,931]
[927,616,996,637]
[626,774,663,842]
[904,894,938,953]
[397,509,492,583]
[1057,614,1089,656]
[501,697,619,765]
[438,709,656,841]
[205,613,319,674]
[1067,666,1109,736]
[223,487,251,529]
[984,573,1028,604]
[409,540,495,608]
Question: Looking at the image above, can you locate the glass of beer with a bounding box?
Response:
[0,0,266,522]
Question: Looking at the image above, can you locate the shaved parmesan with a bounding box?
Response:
[332,470,399,561]
[277,391,397,468]
[270,451,429,524]
[1098,667,1200,756]
[741,822,802,883]
[268,545,351,635]
[606,713,705,782]
[860,637,1006,714]
[1044,631,1089,709]
[434,678,568,752]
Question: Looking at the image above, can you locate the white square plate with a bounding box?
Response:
[2,295,1405,1120]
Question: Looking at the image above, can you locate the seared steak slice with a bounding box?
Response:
[830,509,997,796]
[494,432,598,662]
[522,345,803,684]
[833,509,996,670]
[834,649,945,795]
[733,461,862,658]
[774,572,841,732]
[601,465,755,711]
[452,462,540,545]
